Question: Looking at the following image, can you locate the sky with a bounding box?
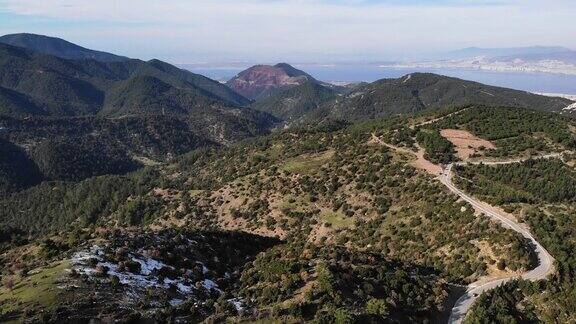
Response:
[0,0,575,64]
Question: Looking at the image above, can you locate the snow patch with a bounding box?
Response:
[169,299,184,307]
[202,279,221,292]
[562,102,576,111]
[479,90,495,97]
[132,255,168,275]
[228,298,245,311]
[402,74,412,83]
[70,245,219,302]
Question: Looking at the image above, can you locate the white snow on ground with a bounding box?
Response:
[562,102,576,111]
[402,74,412,83]
[177,282,193,294]
[202,279,221,292]
[169,299,184,306]
[228,298,245,311]
[70,246,216,299]
[132,254,169,275]
[69,242,250,313]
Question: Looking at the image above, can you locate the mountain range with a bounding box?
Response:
[244,71,572,124]
[2,33,576,324]
[0,33,573,192]
[0,33,129,62]
[1,33,572,124]
[0,42,252,117]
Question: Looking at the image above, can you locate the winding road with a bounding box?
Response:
[371,134,556,323]
[442,162,555,324]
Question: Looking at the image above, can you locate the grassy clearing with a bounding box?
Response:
[0,260,70,318]
[280,195,309,213]
[281,150,334,174]
[320,211,354,229]
[267,143,285,160]
[189,189,205,197]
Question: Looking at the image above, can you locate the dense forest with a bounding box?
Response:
[455,159,576,204]
[416,129,458,164]
[0,111,280,194]
[430,106,576,157]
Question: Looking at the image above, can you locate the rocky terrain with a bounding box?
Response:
[226,63,326,100]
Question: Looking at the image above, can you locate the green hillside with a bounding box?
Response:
[308,73,572,123]
[250,80,337,122]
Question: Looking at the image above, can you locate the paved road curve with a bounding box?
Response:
[443,163,555,324]
[372,135,557,323]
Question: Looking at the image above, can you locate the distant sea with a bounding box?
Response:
[180,64,576,95]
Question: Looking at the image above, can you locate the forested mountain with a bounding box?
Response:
[0,111,277,193]
[0,85,46,117]
[305,73,572,123]
[234,69,573,125]
[0,33,129,62]
[0,39,278,188]
[0,42,252,118]
[457,159,576,323]
[250,80,338,122]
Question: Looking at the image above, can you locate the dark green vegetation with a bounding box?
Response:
[0,114,242,193]
[1,35,575,322]
[240,243,448,323]
[0,33,129,62]
[0,38,279,193]
[250,80,337,122]
[307,73,571,123]
[455,159,576,204]
[0,137,42,194]
[457,159,576,323]
[416,129,457,164]
[0,42,253,117]
[0,114,276,190]
[430,106,576,157]
[0,169,160,234]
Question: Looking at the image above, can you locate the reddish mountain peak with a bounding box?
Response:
[226,63,313,100]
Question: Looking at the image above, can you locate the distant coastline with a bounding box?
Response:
[181,64,576,96]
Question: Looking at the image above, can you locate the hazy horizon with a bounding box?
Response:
[1,0,575,63]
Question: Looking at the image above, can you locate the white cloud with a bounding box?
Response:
[0,0,574,62]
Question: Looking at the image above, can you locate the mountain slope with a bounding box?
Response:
[250,80,337,121]
[101,75,226,116]
[0,42,252,117]
[1,105,554,322]
[0,137,43,194]
[143,59,251,107]
[0,108,277,193]
[0,86,47,116]
[0,33,129,62]
[309,73,572,122]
